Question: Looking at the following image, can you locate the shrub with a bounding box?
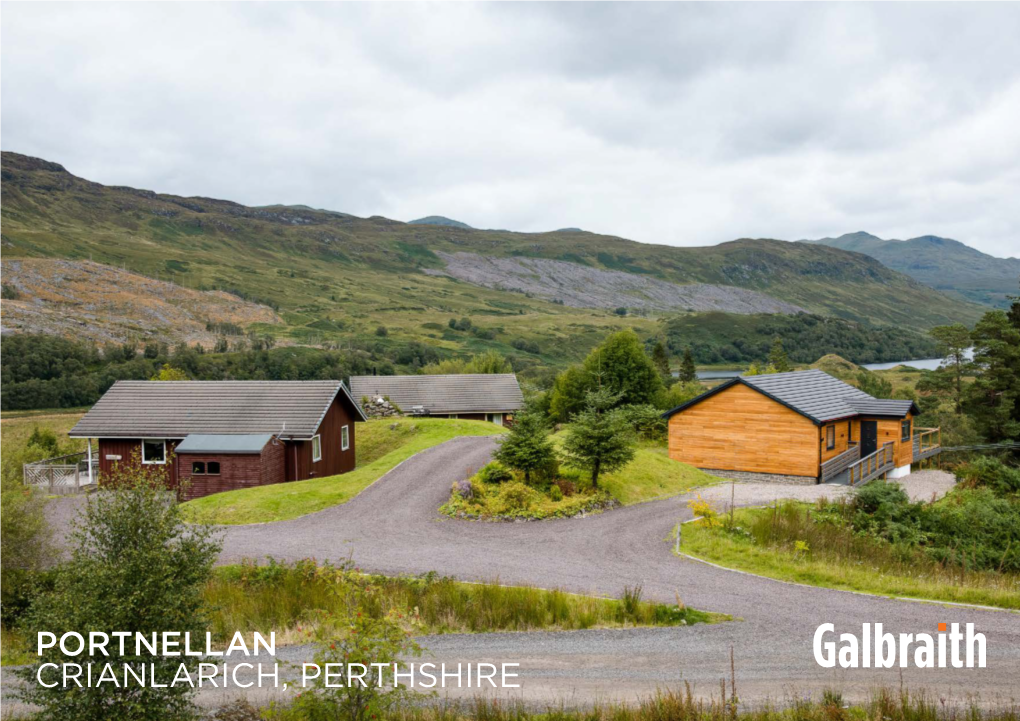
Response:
[620,403,667,440]
[455,479,474,500]
[478,462,513,485]
[497,482,534,513]
[549,485,564,502]
[553,478,577,497]
[956,457,1020,496]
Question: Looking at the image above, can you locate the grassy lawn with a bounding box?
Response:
[1,409,86,451]
[554,435,723,506]
[181,417,505,525]
[681,507,1020,610]
[597,441,722,505]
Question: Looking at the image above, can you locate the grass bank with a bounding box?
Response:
[206,559,724,644]
[597,441,722,505]
[182,418,504,525]
[681,504,1020,610]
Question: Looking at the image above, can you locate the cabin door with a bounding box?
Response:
[860,421,878,457]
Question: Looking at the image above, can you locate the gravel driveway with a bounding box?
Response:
[33,440,1017,709]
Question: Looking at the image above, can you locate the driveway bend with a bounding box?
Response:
[219,437,1019,703]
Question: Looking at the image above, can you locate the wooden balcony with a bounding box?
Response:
[913,427,941,461]
[847,441,896,486]
[820,442,860,483]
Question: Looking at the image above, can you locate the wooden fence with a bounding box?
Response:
[23,452,98,494]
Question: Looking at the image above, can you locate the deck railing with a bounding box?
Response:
[23,452,98,494]
[913,427,941,461]
[847,441,895,486]
[820,442,860,483]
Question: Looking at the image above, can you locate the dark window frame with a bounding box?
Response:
[901,420,911,442]
[192,461,206,475]
[207,461,221,475]
[825,425,835,450]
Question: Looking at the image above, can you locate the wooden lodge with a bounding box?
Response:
[662,369,940,485]
[67,380,367,500]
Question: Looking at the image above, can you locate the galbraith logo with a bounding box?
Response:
[814,623,986,668]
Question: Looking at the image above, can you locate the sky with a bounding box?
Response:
[2,3,1019,258]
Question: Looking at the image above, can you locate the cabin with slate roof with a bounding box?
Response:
[69,380,367,500]
[662,369,940,485]
[349,373,524,426]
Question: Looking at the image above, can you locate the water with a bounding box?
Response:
[685,348,973,378]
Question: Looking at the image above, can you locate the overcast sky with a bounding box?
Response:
[3,3,1019,257]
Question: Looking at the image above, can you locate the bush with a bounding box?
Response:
[497,482,534,513]
[455,479,474,500]
[620,404,667,440]
[549,485,564,502]
[478,462,513,485]
[956,457,1020,496]
[553,478,577,497]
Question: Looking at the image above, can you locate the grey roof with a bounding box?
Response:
[69,380,366,439]
[175,434,274,454]
[349,374,524,415]
[664,369,919,424]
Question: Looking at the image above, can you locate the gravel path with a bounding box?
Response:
[33,441,1017,709]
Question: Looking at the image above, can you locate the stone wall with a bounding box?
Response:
[361,396,402,419]
[701,468,818,485]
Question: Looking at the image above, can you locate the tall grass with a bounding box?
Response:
[205,559,721,642]
[683,502,1020,609]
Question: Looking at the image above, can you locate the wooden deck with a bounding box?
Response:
[847,442,896,486]
[820,442,860,483]
[23,452,98,494]
[913,427,942,461]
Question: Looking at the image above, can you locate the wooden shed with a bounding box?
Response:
[662,369,935,485]
[68,380,368,499]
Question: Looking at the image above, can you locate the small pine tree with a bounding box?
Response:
[494,407,555,484]
[768,336,791,373]
[650,341,671,382]
[150,364,188,381]
[744,361,762,376]
[560,387,636,489]
[678,347,698,383]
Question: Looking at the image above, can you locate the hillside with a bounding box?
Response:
[801,231,1020,308]
[0,258,281,346]
[0,152,982,369]
[409,215,473,229]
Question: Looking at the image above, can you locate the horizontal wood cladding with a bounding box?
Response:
[178,439,286,501]
[820,418,854,464]
[668,384,820,478]
[876,413,913,467]
[97,438,180,489]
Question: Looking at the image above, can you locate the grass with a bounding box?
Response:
[680,504,1020,610]
[205,559,724,644]
[0,409,85,451]
[597,440,723,505]
[181,417,505,525]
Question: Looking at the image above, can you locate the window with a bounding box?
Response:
[207,461,221,475]
[825,426,835,450]
[341,425,349,451]
[192,461,206,475]
[902,420,911,441]
[312,434,322,462]
[142,439,166,465]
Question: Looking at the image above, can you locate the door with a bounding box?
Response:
[860,421,878,457]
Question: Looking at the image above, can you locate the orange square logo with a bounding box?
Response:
[938,623,947,632]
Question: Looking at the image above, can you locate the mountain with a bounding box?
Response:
[409,215,473,229]
[800,232,1020,308]
[0,152,983,370]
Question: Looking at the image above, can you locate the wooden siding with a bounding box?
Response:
[667,384,820,478]
[97,438,181,489]
[288,394,357,481]
[875,413,913,467]
[177,439,287,501]
[819,418,855,464]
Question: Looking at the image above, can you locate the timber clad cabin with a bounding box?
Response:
[662,369,940,485]
[68,380,368,500]
[349,373,524,426]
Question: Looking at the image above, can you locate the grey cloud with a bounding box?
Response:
[2,2,1019,257]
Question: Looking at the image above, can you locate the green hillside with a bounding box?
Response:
[802,231,1020,308]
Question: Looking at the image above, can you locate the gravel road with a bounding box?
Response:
[30,439,1018,710]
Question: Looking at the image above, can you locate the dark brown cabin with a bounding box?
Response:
[68,380,367,500]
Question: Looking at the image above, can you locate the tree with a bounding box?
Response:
[854,370,893,399]
[650,341,671,383]
[17,461,221,720]
[494,407,555,484]
[768,336,791,373]
[654,380,705,411]
[964,310,1020,443]
[548,331,663,422]
[678,347,698,384]
[560,387,636,489]
[150,364,188,381]
[929,323,973,413]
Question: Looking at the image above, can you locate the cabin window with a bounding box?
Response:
[902,420,911,441]
[312,435,322,462]
[341,425,350,451]
[207,461,220,475]
[192,461,206,475]
[825,426,835,450]
[142,439,166,465]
